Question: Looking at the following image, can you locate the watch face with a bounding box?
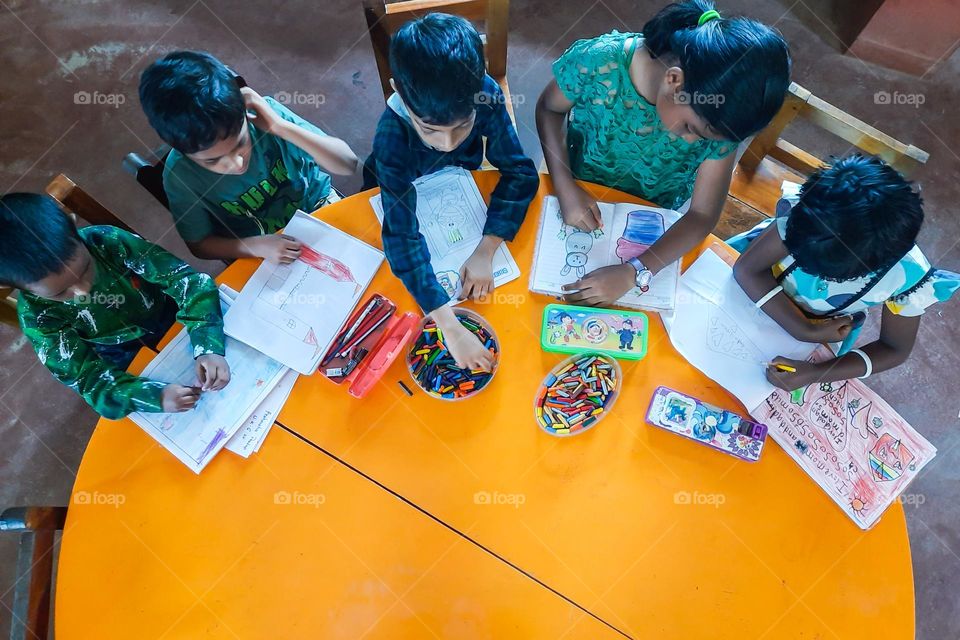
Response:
[636,269,652,291]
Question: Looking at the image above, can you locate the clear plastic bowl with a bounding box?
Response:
[406,308,500,401]
[534,352,622,437]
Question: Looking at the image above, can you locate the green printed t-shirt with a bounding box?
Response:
[163,96,333,242]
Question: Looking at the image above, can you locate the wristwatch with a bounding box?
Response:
[626,257,653,293]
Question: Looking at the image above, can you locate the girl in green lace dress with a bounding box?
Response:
[536,0,791,306]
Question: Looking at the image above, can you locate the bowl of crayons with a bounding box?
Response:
[534,353,621,437]
[406,308,499,401]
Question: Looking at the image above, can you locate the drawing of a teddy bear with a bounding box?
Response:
[560,231,593,278]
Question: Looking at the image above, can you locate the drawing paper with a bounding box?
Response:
[224,211,384,374]
[129,293,288,473]
[224,368,298,458]
[529,196,681,312]
[662,249,814,411]
[752,347,936,529]
[369,166,521,300]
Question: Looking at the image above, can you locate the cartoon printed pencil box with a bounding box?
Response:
[646,386,768,462]
[540,303,648,361]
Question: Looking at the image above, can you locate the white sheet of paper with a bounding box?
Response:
[369,166,521,300]
[663,250,814,410]
[529,196,681,312]
[224,211,384,374]
[224,368,298,458]
[129,312,288,474]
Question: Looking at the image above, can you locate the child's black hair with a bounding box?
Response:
[643,0,791,142]
[139,51,246,154]
[0,193,80,287]
[389,13,485,125]
[784,154,924,280]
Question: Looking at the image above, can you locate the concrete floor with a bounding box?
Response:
[0,0,957,637]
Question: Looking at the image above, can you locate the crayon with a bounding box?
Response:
[535,354,619,436]
[407,313,499,400]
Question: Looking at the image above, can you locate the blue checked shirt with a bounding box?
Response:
[364,75,539,313]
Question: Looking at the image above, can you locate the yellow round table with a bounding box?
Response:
[56,173,914,639]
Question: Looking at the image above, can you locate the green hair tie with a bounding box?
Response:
[697,9,722,26]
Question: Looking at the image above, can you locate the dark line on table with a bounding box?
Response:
[276,421,633,639]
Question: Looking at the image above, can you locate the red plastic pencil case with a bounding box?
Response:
[320,293,418,398]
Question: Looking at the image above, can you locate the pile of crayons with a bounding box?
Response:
[535,354,619,436]
[407,312,498,400]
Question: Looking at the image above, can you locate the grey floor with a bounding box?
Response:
[1,0,958,637]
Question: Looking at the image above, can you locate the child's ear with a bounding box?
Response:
[663,67,684,92]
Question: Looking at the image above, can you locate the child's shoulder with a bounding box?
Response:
[561,30,638,62]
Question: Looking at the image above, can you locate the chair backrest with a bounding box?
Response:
[1,175,138,329]
[1,506,68,640]
[361,0,510,101]
[738,82,929,178]
[123,148,171,209]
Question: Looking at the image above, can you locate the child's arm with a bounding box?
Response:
[562,153,736,306]
[186,234,303,264]
[766,309,920,391]
[20,321,194,419]
[535,80,602,231]
[114,231,230,390]
[733,223,854,343]
[242,88,359,176]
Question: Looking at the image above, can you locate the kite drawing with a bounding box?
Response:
[705,306,763,363]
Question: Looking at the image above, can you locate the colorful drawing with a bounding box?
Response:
[542,304,648,360]
[560,231,593,278]
[617,318,637,351]
[614,209,665,262]
[299,243,360,294]
[583,318,607,343]
[752,347,936,529]
[436,270,461,300]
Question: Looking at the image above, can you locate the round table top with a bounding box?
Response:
[56,172,914,639]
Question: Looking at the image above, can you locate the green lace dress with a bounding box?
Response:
[553,31,736,209]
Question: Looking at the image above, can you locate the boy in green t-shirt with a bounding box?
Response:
[139,51,359,264]
[1,193,230,419]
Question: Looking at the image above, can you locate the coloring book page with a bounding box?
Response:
[224,211,384,374]
[752,347,936,529]
[662,249,814,410]
[130,292,288,474]
[369,166,521,301]
[529,196,681,312]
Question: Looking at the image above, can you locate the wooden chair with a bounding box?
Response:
[361,0,516,125]
[122,145,171,210]
[0,506,68,640]
[716,82,930,238]
[1,175,136,329]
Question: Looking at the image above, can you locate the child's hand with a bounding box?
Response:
[247,234,302,264]
[459,242,496,301]
[161,384,201,413]
[558,184,602,231]
[241,87,285,135]
[801,315,854,344]
[445,324,495,371]
[195,354,231,391]
[765,357,819,392]
[562,263,635,306]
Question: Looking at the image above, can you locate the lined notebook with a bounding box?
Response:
[529,196,681,312]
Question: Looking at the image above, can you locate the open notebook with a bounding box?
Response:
[529,196,681,312]
[369,167,521,301]
[130,287,297,473]
[224,211,384,374]
[664,250,936,529]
